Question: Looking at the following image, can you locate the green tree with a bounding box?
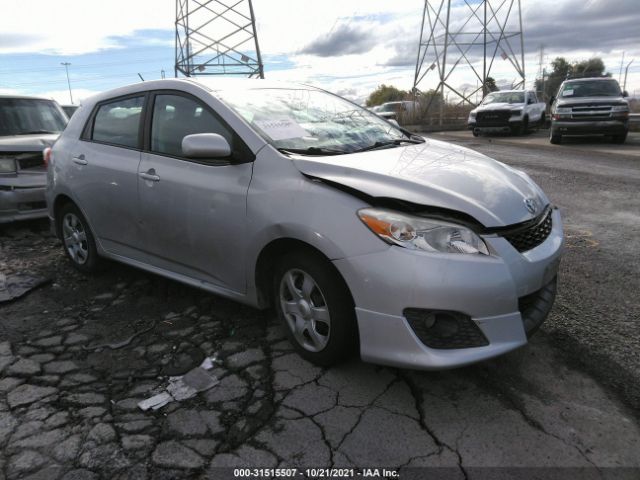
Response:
[365,84,408,107]
[535,56,609,100]
[484,76,499,93]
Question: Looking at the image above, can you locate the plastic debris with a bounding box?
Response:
[138,392,172,411]
[137,355,219,411]
[0,273,50,303]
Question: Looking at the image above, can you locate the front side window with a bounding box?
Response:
[151,94,232,157]
[91,96,143,148]
[0,98,67,136]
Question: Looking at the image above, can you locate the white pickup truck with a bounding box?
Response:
[468,90,546,136]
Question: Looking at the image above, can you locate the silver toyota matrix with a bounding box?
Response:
[46,79,563,370]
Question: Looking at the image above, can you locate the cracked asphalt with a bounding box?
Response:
[1,133,640,479]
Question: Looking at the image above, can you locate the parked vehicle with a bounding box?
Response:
[468,90,545,136]
[376,100,419,122]
[549,77,630,144]
[47,79,563,370]
[1,95,67,223]
[61,104,79,118]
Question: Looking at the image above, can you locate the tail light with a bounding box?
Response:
[43,147,52,167]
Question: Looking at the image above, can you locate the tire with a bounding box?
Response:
[57,203,101,273]
[550,130,562,144]
[539,113,546,128]
[472,129,479,137]
[273,250,357,366]
[611,131,628,144]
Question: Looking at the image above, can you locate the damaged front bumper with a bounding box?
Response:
[0,173,48,224]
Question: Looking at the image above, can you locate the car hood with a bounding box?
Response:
[293,138,549,227]
[0,134,59,152]
[473,102,523,112]
[555,96,626,107]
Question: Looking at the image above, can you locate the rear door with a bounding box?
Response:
[73,94,146,257]
[137,91,254,293]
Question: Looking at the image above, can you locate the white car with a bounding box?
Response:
[468,90,546,136]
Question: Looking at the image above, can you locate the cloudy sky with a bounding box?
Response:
[0,0,638,105]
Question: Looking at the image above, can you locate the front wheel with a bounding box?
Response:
[273,251,357,366]
[550,131,562,144]
[58,203,101,273]
[611,132,627,144]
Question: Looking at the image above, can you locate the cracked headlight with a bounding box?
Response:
[0,158,17,174]
[358,208,489,255]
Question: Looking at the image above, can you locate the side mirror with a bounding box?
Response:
[182,133,231,159]
[548,96,555,107]
[622,90,629,98]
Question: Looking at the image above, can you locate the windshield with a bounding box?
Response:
[218,88,409,154]
[380,103,401,112]
[0,98,67,136]
[560,80,621,98]
[482,92,525,105]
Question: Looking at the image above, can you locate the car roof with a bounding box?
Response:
[0,94,55,101]
[80,78,325,106]
[564,77,618,83]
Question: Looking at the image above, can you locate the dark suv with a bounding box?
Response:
[0,95,67,223]
[549,77,630,144]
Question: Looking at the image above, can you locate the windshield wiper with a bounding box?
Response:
[278,146,348,156]
[352,137,424,153]
[16,130,58,135]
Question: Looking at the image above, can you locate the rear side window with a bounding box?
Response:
[150,94,232,157]
[91,96,144,148]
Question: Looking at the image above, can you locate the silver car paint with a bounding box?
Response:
[1,134,58,223]
[47,78,564,369]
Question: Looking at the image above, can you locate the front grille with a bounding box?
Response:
[476,110,511,127]
[404,309,489,349]
[503,208,553,253]
[566,104,613,121]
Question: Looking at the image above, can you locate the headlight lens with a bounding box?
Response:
[358,208,489,255]
[510,109,523,116]
[611,105,629,112]
[469,111,477,118]
[556,107,572,114]
[0,158,17,174]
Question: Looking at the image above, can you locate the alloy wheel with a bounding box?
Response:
[62,212,89,265]
[279,268,331,352]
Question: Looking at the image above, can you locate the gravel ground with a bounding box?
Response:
[0,134,639,479]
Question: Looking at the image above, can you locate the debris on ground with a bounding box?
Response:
[0,272,51,303]
[138,356,219,410]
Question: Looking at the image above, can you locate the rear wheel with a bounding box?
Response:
[58,203,101,273]
[273,250,357,366]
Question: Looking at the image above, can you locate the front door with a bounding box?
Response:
[137,92,253,294]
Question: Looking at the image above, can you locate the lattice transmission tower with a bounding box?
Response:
[414,0,525,117]
[174,0,264,78]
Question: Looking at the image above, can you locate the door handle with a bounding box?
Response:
[139,170,160,182]
[72,154,87,165]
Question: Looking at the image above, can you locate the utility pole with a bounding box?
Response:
[619,51,625,83]
[623,60,634,92]
[174,0,264,78]
[414,0,525,123]
[60,62,73,104]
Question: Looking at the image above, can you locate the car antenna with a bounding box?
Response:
[138,73,145,82]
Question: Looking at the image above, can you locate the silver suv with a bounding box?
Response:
[1,95,67,223]
[47,79,563,370]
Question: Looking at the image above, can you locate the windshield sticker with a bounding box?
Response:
[563,89,574,96]
[254,116,309,140]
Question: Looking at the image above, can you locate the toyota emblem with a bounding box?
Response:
[525,198,537,214]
